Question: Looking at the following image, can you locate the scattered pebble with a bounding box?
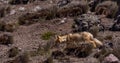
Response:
[50,1,53,4]
[33,6,42,12]
[19,7,26,11]
[59,18,67,24]
[10,10,16,15]
[103,54,119,63]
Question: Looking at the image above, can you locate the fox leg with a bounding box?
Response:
[89,41,97,48]
[84,38,96,48]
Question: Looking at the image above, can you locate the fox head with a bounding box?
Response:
[55,35,68,43]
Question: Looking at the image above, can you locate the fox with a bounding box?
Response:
[55,32,103,48]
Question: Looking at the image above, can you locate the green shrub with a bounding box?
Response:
[41,32,55,40]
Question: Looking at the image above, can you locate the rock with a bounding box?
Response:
[59,18,67,24]
[72,14,104,32]
[111,15,120,31]
[1,0,9,4]
[50,1,53,4]
[9,0,35,5]
[57,0,71,7]
[10,10,16,15]
[111,23,120,31]
[19,7,26,11]
[103,54,119,63]
[33,6,42,12]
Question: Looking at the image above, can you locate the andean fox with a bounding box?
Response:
[55,32,103,48]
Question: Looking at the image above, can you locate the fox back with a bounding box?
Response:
[55,32,94,43]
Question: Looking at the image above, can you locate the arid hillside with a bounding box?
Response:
[0,0,120,63]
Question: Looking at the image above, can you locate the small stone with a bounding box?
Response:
[19,7,26,11]
[50,1,53,4]
[33,6,42,12]
[18,47,22,51]
[104,54,119,63]
[60,18,67,24]
[10,10,16,15]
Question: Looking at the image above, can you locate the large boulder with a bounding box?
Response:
[72,14,104,33]
[111,15,120,31]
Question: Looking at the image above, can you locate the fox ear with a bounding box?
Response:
[58,36,61,38]
[55,35,60,39]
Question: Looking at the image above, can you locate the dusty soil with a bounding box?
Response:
[0,0,120,63]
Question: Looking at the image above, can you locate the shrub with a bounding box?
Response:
[0,33,14,45]
[19,52,30,63]
[44,57,53,63]
[95,1,118,18]
[64,42,94,58]
[57,1,89,17]
[4,22,19,32]
[89,26,99,37]
[0,21,19,32]
[104,35,113,40]
[30,42,52,57]
[18,12,39,25]
[0,5,11,18]
[8,47,19,57]
[41,32,55,40]
[37,42,52,56]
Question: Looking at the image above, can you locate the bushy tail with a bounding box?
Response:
[93,38,103,46]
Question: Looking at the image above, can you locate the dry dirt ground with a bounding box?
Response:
[0,0,120,63]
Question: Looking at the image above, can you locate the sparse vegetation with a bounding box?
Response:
[89,26,99,37]
[4,22,19,32]
[0,21,19,32]
[57,1,89,17]
[45,5,58,20]
[94,45,113,62]
[95,1,118,18]
[19,52,30,63]
[0,33,13,45]
[0,5,11,18]
[41,32,55,40]
[18,12,39,25]
[44,57,53,63]
[0,0,120,63]
[30,42,52,57]
[64,42,94,58]
[8,47,19,57]
[104,35,113,40]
